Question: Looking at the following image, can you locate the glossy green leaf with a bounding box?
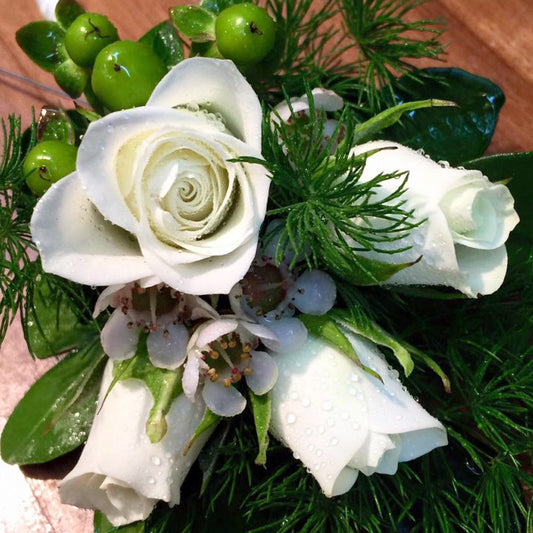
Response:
[351,98,456,146]
[328,309,415,376]
[112,334,183,443]
[386,68,505,165]
[464,152,533,242]
[24,276,96,359]
[1,341,106,465]
[249,390,271,465]
[299,314,382,381]
[199,0,242,15]
[54,58,89,97]
[55,0,85,31]
[16,21,67,72]
[139,21,184,69]
[94,511,144,533]
[170,6,216,42]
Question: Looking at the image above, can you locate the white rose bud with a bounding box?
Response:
[349,141,520,296]
[270,334,447,497]
[59,363,215,526]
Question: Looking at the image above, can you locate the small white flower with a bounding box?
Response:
[273,88,344,149]
[269,333,447,497]
[31,58,271,295]
[349,141,520,296]
[60,363,215,527]
[229,253,337,351]
[95,282,217,370]
[184,318,279,417]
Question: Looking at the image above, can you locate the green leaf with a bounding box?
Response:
[351,98,456,146]
[248,390,271,465]
[112,334,184,443]
[183,408,220,455]
[139,21,184,69]
[16,21,67,73]
[54,58,89,98]
[464,152,533,242]
[55,0,85,30]
[0,341,106,465]
[170,6,216,42]
[328,309,415,376]
[94,511,144,533]
[386,68,505,165]
[338,253,421,286]
[24,276,96,359]
[299,313,382,381]
[199,0,241,15]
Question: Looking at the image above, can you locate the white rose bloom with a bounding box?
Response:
[349,141,520,297]
[270,334,447,497]
[31,58,271,295]
[60,363,215,527]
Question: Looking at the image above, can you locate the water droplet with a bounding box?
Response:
[318,425,326,434]
[293,452,300,460]
[352,422,360,430]
[329,437,339,446]
[395,415,402,421]
[302,397,311,407]
[147,477,155,485]
[348,386,356,396]
[307,444,315,452]
[286,413,297,424]
[322,400,333,411]
[305,427,312,435]
[290,391,299,400]
[350,373,359,382]
[151,456,161,466]
[316,449,323,457]
[341,412,349,420]
[327,417,335,427]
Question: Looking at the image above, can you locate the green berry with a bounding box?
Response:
[91,40,167,111]
[64,13,119,68]
[215,3,277,65]
[24,141,78,196]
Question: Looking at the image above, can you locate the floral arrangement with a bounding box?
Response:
[0,0,531,531]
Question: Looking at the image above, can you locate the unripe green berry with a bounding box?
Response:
[91,40,167,111]
[24,141,78,196]
[64,13,119,68]
[215,3,277,65]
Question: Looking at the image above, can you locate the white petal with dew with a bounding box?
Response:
[202,379,246,417]
[261,317,307,353]
[246,351,279,395]
[182,352,201,401]
[60,363,215,527]
[100,310,139,361]
[195,318,238,348]
[147,324,189,370]
[30,173,152,285]
[148,57,263,151]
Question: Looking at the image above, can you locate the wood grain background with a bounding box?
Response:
[0,0,531,532]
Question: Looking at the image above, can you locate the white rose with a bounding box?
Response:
[60,362,215,527]
[31,58,271,295]
[270,334,447,497]
[349,141,520,296]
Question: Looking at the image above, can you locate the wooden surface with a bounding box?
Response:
[0,1,531,532]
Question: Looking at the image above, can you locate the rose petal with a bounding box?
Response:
[139,231,259,295]
[246,351,279,395]
[261,317,307,353]
[100,310,139,361]
[270,337,369,497]
[348,432,397,476]
[148,57,262,152]
[202,379,246,417]
[455,244,508,297]
[77,107,223,235]
[60,363,215,527]
[30,173,153,286]
[147,323,189,370]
